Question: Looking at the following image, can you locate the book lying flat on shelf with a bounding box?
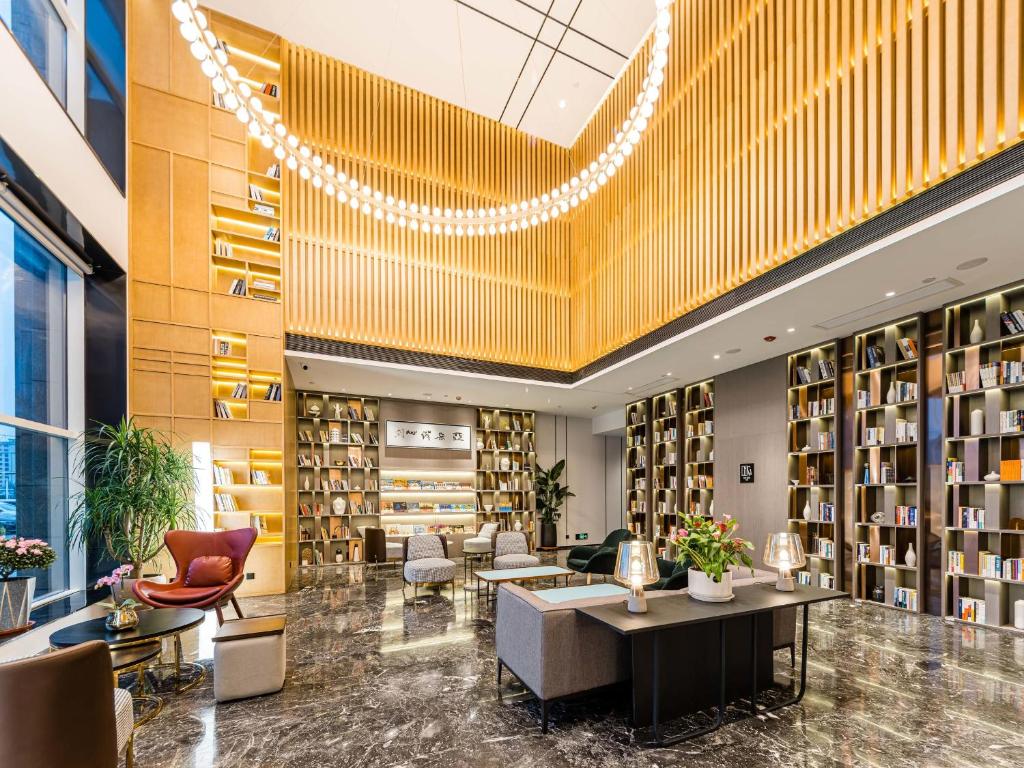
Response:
[252,203,276,217]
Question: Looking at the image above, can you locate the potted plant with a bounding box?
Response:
[96,565,141,630]
[670,514,754,602]
[70,418,197,592]
[0,535,57,633]
[534,459,575,549]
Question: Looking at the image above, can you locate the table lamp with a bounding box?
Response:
[763,532,805,591]
[614,539,658,613]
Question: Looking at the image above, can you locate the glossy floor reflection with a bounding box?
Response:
[135,557,1024,767]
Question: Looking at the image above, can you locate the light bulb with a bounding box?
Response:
[214,49,228,66]
[467,224,475,236]
[455,225,463,236]
[171,1,190,22]
[540,211,549,222]
[375,191,384,202]
[325,164,336,176]
[200,58,217,78]
[337,189,347,203]
[579,188,589,201]
[211,76,227,94]
[225,64,239,81]
[299,166,311,180]
[261,133,274,149]
[193,10,207,28]
[498,223,507,234]
[509,221,518,232]
[286,156,298,170]
[397,216,407,228]
[444,224,452,235]
[348,196,359,209]
[432,223,441,234]
[622,143,634,157]
[361,202,371,215]
[275,123,287,137]
[640,102,654,119]
[409,219,419,231]
[238,82,251,99]
[299,146,311,159]
[313,156,323,168]
[180,21,200,43]
[287,134,299,148]
[189,40,208,60]
[374,208,384,220]
[223,92,238,110]
[656,10,670,30]
[325,183,335,196]
[311,174,322,188]
[587,181,598,193]
[386,212,395,224]
[235,106,250,124]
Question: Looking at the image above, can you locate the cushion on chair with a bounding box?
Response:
[113,688,134,754]
[404,557,456,583]
[566,557,589,572]
[139,585,223,604]
[462,537,493,554]
[406,534,446,561]
[493,553,540,569]
[495,532,529,558]
[185,555,234,586]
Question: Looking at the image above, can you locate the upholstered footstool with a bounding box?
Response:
[213,614,287,703]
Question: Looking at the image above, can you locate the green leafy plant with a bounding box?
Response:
[70,418,197,574]
[534,459,575,525]
[671,514,754,583]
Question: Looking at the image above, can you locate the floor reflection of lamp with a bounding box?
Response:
[763,533,806,591]
[614,540,658,613]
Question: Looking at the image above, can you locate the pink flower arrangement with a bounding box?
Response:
[95,564,134,589]
[0,535,57,580]
[671,514,754,583]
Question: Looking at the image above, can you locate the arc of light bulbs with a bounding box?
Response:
[171,0,672,235]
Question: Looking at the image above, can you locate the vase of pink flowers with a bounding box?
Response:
[96,565,141,630]
[0,535,57,633]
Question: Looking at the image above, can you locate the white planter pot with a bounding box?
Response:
[688,568,734,602]
[0,576,36,631]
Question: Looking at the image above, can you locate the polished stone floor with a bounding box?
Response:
[133,556,1024,767]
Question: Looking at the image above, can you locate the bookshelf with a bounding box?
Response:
[475,408,536,536]
[211,330,282,422]
[651,388,680,548]
[683,379,715,521]
[295,391,381,567]
[211,446,284,595]
[852,316,924,612]
[625,398,651,536]
[786,341,842,589]
[380,469,478,551]
[943,283,1024,631]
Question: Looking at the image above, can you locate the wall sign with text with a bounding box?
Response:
[739,463,755,483]
[385,420,472,451]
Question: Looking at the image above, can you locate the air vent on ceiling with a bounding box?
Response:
[627,375,682,397]
[813,278,963,331]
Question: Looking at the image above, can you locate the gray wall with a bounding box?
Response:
[536,413,625,546]
[714,355,788,568]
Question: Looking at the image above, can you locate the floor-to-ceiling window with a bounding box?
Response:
[0,203,82,600]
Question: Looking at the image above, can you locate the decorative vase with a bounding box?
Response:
[499,456,511,471]
[970,319,984,344]
[112,578,138,605]
[540,522,557,548]
[970,408,985,436]
[0,576,35,633]
[708,500,714,516]
[105,604,139,632]
[303,476,311,492]
[688,569,734,602]
[870,510,884,524]
[872,585,885,603]
[886,382,897,404]
[905,542,917,568]
[352,544,361,562]
[308,404,321,418]
[332,497,347,515]
[514,520,523,532]
[335,553,344,564]
[1015,600,1024,630]
[802,500,812,521]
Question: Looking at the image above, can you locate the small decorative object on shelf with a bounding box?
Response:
[613,539,658,613]
[802,500,811,521]
[970,408,984,436]
[308,404,321,418]
[671,514,754,603]
[886,381,897,404]
[872,585,885,603]
[1016,600,1024,630]
[970,318,984,343]
[905,542,917,568]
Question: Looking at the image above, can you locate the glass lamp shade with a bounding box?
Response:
[763,533,806,591]
[614,540,659,588]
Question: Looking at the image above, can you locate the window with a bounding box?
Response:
[85,0,124,191]
[0,204,76,600]
[0,0,68,106]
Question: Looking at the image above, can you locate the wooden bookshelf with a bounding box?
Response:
[295,391,381,567]
[211,330,282,422]
[381,469,478,554]
[786,341,842,590]
[683,379,715,521]
[475,408,536,535]
[943,283,1024,632]
[852,316,925,612]
[625,398,651,537]
[651,388,680,548]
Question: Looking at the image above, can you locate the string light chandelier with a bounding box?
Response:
[171,0,672,236]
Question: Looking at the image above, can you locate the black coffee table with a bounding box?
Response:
[51,608,207,695]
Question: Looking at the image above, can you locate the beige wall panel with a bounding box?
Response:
[130,369,172,415]
[169,18,210,103]
[213,420,282,448]
[171,155,210,291]
[210,136,246,170]
[131,85,210,159]
[131,358,171,374]
[247,334,282,372]
[171,288,210,326]
[171,351,210,368]
[210,164,246,198]
[210,294,282,337]
[171,417,212,446]
[210,108,246,141]
[237,543,285,597]
[129,145,171,284]
[128,0,169,93]
[132,415,173,433]
[248,401,283,422]
[131,281,171,321]
[172,373,211,418]
[133,319,209,355]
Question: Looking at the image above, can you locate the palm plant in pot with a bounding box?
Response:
[70,418,197,601]
[671,513,754,602]
[534,459,574,549]
[0,536,57,633]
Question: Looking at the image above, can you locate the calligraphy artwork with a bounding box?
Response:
[385,420,472,450]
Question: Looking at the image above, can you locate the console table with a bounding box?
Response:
[576,583,846,746]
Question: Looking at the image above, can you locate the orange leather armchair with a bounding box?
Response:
[133,528,257,624]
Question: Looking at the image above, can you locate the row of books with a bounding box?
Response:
[696,391,714,408]
[1003,558,1024,581]
[214,239,234,258]
[957,596,986,624]
[214,400,235,419]
[264,383,282,401]
[266,163,281,179]
[249,183,268,202]
[877,544,897,565]
[653,476,679,491]
[251,470,273,485]
[895,420,918,442]
[861,461,896,484]
[263,226,281,242]
[1000,309,1024,335]
[228,382,247,399]
[214,493,238,512]
[212,465,235,485]
[790,397,836,420]
[228,278,247,297]
[957,505,986,529]
[859,380,920,406]
[632,455,647,469]
[999,409,1024,433]
[627,435,645,447]
[893,587,918,611]
[815,431,835,450]
[298,454,323,467]
[686,474,714,489]
[297,503,324,516]
[629,410,646,425]
[657,402,678,418]
[660,452,678,465]
[653,427,678,442]
[816,538,834,558]
[980,552,1003,578]
[297,429,378,445]
[948,550,967,573]
[948,552,1024,581]
[796,571,836,589]
[945,458,965,483]
[686,421,714,437]
[633,478,647,490]
[687,448,712,463]
[818,502,836,522]
[381,502,477,514]
[861,426,886,446]
[895,505,918,526]
[794,359,835,384]
[380,479,473,490]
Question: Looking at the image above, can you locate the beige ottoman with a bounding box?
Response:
[213,614,287,703]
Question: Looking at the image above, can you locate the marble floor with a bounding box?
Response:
[133,557,1024,768]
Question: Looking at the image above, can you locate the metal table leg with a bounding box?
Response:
[756,602,810,714]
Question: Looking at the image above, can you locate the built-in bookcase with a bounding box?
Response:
[786,341,842,589]
[651,389,680,547]
[625,399,651,536]
[294,391,380,567]
[211,330,282,422]
[475,408,536,535]
[683,380,715,519]
[943,283,1024,631]
[852,316,924,611]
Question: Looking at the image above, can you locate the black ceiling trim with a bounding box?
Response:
[508,0,631,59]
[287,142,1024,384]
[516,1,583,130]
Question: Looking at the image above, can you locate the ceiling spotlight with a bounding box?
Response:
[558,99,567,109]
[713,354,721,360]
[787,328,795,333]
[666,372,672,377]
[885,291,896,297]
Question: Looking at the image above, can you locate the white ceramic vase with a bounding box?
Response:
[970,319,984,344]
[688,568,734,602]
[970,408,985,436]
[514,520,523,532]
[886,382,897,404]
[1015,600,1024,630]
[905,542,917,568]
[802,500,812,520]
[332,497,347,515]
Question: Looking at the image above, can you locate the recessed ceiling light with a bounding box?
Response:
[956,257,988,271]
[666,372,672,376]
[787,328,795,333]
[627,386,633,391]
[558,99,567,109]
[713,354,721,360]
[885,291,896,297]
[387,392,393,397]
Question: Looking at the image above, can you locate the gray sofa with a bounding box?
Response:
[495,569,795,732]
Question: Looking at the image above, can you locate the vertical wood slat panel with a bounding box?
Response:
[276,2,1024,371]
